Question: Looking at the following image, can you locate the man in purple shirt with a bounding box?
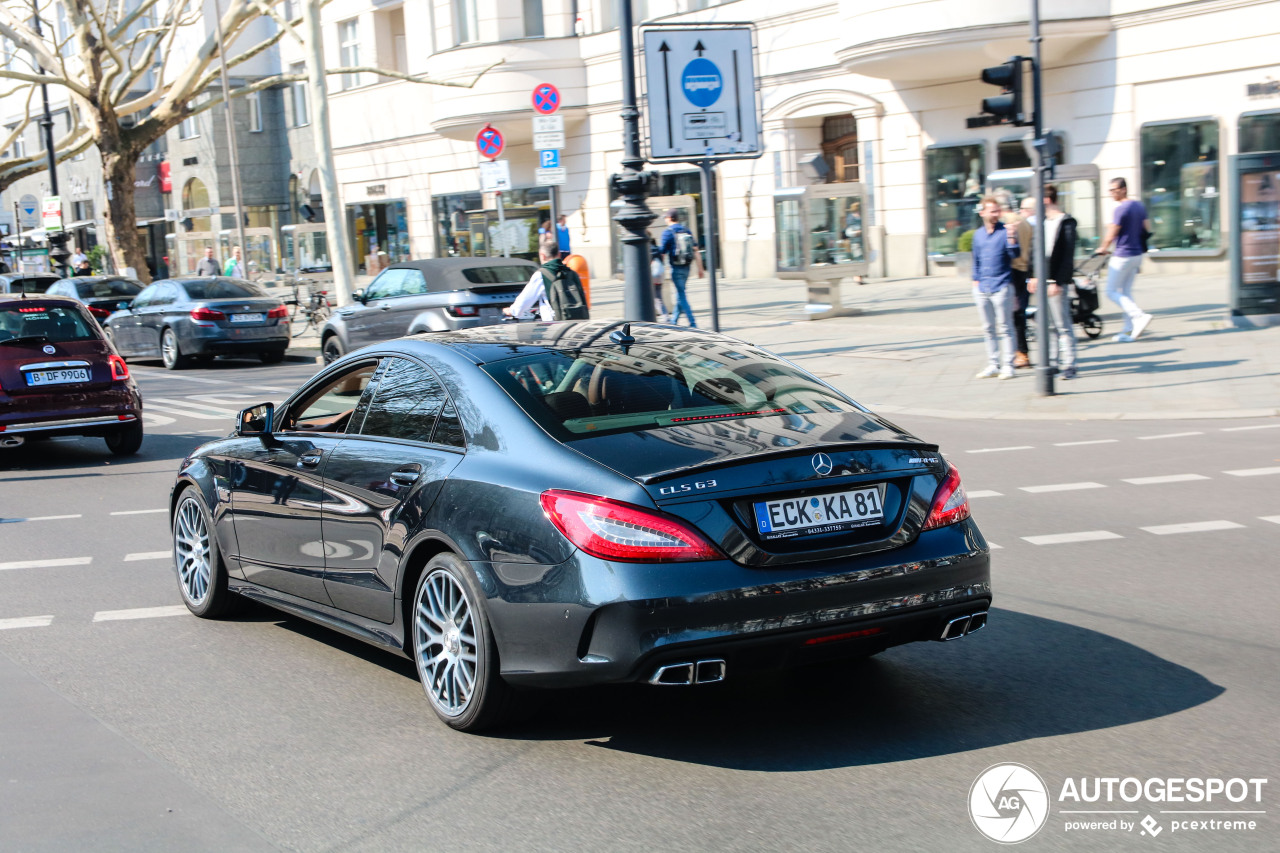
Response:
[971,196,1020,380]
[1098,177,1153,342]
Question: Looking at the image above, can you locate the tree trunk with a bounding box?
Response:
[100,147,151,284]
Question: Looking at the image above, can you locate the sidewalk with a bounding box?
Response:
[285,272,1280,421]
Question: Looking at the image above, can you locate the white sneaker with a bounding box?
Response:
[1112,333,1134,343]
[998,368,1016,380]
[975,365,1000,379]
[1131,313,1153,339]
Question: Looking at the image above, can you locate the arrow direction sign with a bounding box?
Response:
[642,26,761,162]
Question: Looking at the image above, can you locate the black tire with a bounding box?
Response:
[161,328,189,370]
[104,420,143,456]
[411,553,519,732]
[259,350,285,364]
[321,335,344,364]
[172,486,243,619]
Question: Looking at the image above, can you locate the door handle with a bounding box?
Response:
[298,453,323,468]
[389,468,420,486]
[379,304,392,311]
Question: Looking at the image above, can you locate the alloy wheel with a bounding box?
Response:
[414,569,478,717]
[162,329,180,369]
[174,497,212,606]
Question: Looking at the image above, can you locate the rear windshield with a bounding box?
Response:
[182,279,264,299]
[76,278,143,298]
[483,342,861,439]
[6,276,58,294]
[0,304,98,343]
[461,265,535,284]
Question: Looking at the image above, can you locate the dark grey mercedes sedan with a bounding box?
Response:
[170,322,991,731]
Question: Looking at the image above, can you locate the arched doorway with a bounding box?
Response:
[178,177,217,275]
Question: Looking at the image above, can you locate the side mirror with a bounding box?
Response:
[237,402,274,436]
[352,289,366,304]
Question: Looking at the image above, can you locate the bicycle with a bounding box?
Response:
[284,275,332,338]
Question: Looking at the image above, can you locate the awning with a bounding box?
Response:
[65,219,96,229]
[19,228,48,240]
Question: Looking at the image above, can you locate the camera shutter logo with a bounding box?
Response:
[969,763,1050,844]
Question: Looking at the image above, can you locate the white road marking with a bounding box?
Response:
[1122,474,1210,485]
[142,412,177,426]
[987,542,1003,549]
[0,557,92,571]
[966,446,1034,454]
[1224,467,1280,477]
[141,403,229,420]
[133,371,232,385]
[1220,424,1280,432]
[967,490,1003,499]
[25,514,83,521]
[247,385,289,393]
[1260,516,1280,525]
[1022,531,1124,545]
[1141,520,1245,535]
[93,605,189,623]
[124,551,170,562]
[1020,482,1106,493]
[1137,431,1204,440]
[110,508,167,516]
[151,397,240,415]
[1054,439,1120,447]
[0,615,54,630]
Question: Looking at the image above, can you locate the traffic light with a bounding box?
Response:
[978,57,1028,126]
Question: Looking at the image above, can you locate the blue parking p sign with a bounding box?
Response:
[539,149,560,169]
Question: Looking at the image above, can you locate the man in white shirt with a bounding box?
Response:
[504,240,559,321]
[68,246,90,274]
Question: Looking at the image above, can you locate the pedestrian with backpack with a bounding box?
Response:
[659,208,703,327]
[504,236,590,321]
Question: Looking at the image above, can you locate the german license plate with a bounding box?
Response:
[480,306,503,318]
[230,313,264,323]
[26,368,90,386]
[754,486,884,540]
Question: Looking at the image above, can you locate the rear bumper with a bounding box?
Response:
[0,412,140,439]
[485,519,993,688]
[187,336,290,355]
[0,386,142,438]
[183,321,289,355]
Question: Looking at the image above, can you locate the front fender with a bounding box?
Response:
[172,456,244,579]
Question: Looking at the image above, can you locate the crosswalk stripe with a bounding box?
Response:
[1122,474,1210,485]
[966,446,1034,454]
[1138,432,1204,440]
[1141,520,1245,535]
[1022,531,1123,545]
[142,412,177,426]
[1224,467,1280,477]
[1054,439,1119,447]
[1221,424,1280,432]
[150,397,240,416]
[125,551,170,562]
[133,371,232,385]
[1020,482,1106,493]
[141,403,229,420]
[1260,516,1280,525]
[0,615,54,630]
[0,557,92,570]
[92,605,189,623]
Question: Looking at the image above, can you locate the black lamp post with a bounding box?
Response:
[30,0,70,277]
[609,0,656,321]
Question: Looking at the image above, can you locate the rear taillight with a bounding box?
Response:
[109,354,129,381]
[190,307,227,321]
[446,305,479,317]
[267,305,289,319]
[923,464,971,530]
[87,305,111,319]
[540,490,722,563]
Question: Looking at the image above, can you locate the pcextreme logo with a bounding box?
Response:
[969,763,1051,844]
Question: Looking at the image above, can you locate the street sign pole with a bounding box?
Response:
[1030,0,1054,396]
[611,0,657,322]
[698,159,721,332]
[496,191,507,258]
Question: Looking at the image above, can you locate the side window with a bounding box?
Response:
[365,269,407,300]
[402,269,428,295]
[132,286,156,308]
[286,361,380,433]
[431,398,466,448]
[152,283,177,306]
[359,358,446,443]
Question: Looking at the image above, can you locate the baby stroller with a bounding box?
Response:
[1025,253,1105,340]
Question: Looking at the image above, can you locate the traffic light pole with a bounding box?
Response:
[611,0,657,322]
[1030,0,1054,396]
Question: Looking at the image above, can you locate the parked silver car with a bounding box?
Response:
[318,257,536,363]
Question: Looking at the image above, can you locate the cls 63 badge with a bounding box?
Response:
[658,479,718,496]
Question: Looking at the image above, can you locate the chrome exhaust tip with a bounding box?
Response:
[0,436,25,448]
[966,611,988,634]
[649,662,695,686]
[694,659,726,684]
[940,615,970,641]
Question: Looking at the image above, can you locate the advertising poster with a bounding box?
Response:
[1240,169,1280,285]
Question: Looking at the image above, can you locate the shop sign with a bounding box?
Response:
[42,196,63,232]
[1247,80,1280,98]
[367,184,387,196]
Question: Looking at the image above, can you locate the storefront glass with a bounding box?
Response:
[808,196,865,267]
[1239,112,1280,154]
[282,225,331,272]
[347,199,410,273]
[1140,120,1220,250]
[926,144,985,255]
[775,195,803,272]
[432,189,550,261]
[219,229,275,280]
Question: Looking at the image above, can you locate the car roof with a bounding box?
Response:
[384,258,537,273]
[1,273,60,281]
[0,293,83,308]
[401,321,736,365]
[63,275,143,283]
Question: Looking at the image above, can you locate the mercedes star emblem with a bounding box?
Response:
[812,453,834,476]
[43,344,56,354]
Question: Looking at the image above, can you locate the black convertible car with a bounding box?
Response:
[171,322,991,731]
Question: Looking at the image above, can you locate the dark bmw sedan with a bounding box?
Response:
[106,277,289,369]
[171,322,990,731]
[45,275,145,323]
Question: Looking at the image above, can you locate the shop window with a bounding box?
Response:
[182,178,212,232]
[178,110,198,140]
[925,144,985,255]
[821,116,859,183]
[524,0,544,38]
[247,92,262,132]
[996,132,1067,170]
[1239,111,1280,154]
[7,125,24,158]
[339,19,362,90]
[347,199,410,272]
[290,63,309,126]
[1140,120,1220,251]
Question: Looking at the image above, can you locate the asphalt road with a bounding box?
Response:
[1,356,1277,852]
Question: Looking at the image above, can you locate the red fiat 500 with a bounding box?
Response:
[0,294,143,455]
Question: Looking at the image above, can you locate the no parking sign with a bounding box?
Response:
[475,125,504,160]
